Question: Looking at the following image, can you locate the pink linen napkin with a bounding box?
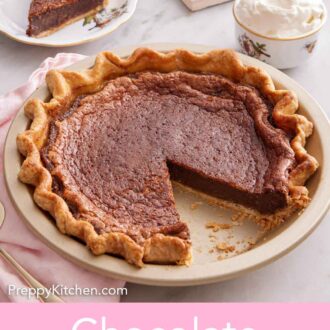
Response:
[0,53,125,303]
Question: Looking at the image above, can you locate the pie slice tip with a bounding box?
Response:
[27,0,110,38]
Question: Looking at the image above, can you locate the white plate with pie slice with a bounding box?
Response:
[4,43,330,286]
[0,0,138,47]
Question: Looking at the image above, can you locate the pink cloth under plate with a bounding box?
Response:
[0,53,125,303]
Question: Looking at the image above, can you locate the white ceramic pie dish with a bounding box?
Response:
[0,0,138,47]
[4,43,330,286]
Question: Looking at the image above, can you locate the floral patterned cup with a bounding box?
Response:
[233,1,327,69]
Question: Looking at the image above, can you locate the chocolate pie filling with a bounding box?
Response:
[27,0,104,36]
[41,71,295,243]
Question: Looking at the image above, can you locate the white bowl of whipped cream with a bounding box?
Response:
[233,0,327,69]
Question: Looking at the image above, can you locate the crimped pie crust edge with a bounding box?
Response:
[16,48,319,266]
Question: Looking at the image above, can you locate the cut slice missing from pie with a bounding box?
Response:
[26,0,109,37]
[17,48,318,267]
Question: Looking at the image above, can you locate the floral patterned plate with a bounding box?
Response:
[0,0,138,47]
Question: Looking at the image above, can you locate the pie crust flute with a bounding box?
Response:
[17,48,319,267]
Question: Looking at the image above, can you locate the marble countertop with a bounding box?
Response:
[0,0,329,302]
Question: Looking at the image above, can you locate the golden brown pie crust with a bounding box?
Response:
[17,48,319,267]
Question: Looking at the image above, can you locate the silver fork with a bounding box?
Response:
[0,201,63,303]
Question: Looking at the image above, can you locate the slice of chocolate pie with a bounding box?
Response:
[17,49,318,266]
[26,0,109,37]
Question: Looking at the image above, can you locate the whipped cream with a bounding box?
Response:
[234,0,326,38]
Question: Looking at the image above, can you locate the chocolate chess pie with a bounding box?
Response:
[17,49,318,266]
[27,0,109,37]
